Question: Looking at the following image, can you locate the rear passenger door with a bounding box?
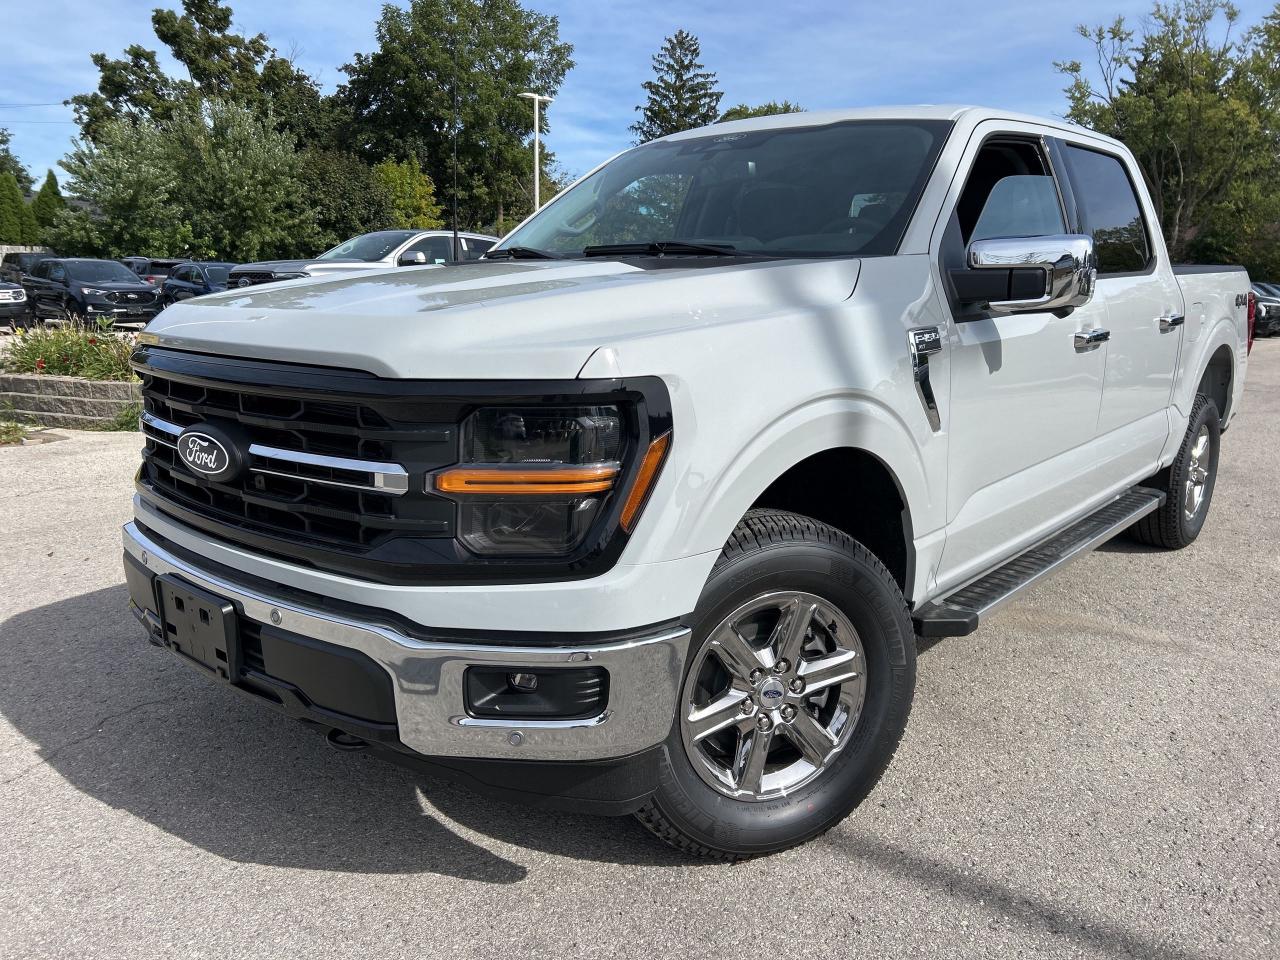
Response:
[1056,141,1183,475]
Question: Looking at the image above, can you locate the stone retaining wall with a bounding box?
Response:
[0,374,140,429]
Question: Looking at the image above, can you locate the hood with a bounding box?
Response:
[80,280,154,293]
[141,258,861,379]
[230,260,311,274]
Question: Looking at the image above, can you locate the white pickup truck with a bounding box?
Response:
[122,106,1255,859]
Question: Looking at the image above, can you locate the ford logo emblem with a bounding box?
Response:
[238,277,251,288]
[759,678,785,703]
[176,424,245,484]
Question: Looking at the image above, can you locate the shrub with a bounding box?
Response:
[3,323,136,380]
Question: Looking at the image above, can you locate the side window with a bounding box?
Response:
[463,238,494,260]
[49,263,66,282]
[1062,145,1150,274]
[405,236,453,263]
[955,139,1064,244]
[30,260,47,279]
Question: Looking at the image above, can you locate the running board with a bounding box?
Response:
[912,487,1165,638]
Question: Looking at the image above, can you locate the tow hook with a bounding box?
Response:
[326,728,369,752]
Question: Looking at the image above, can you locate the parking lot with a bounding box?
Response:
[0,343,1275,960]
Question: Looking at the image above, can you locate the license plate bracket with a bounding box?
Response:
[157,575,240,682]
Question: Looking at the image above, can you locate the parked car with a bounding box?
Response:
[24,258,163,326]
[0,280,30,328]
[121,257,186,286]
[1,251,55,285]
[123,106,1251,860]
[227,230,498,287]
[159,261,236,306]
[1251,282,1280,336]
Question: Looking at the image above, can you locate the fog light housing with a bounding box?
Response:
[465,666,608,719]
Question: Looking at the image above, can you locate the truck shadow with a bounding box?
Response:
[0,586,699,880]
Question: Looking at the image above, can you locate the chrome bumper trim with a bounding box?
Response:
[122,521,689,761]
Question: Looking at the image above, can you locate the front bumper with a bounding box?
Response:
[85,301,160,322]
[122,520,689,763]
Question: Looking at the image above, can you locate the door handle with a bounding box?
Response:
[1074,328,1110,349]
[1159,314,1185,331]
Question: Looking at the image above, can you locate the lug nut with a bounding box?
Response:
[773,658,790,674]
[789,677,805,694]
[740,699,754,714]
[780,704,796,722]
[749,668,765,684]
[756,715,773,732]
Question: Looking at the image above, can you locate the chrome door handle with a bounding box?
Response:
[1159,314,1185,331]
[1074,328,1110,349]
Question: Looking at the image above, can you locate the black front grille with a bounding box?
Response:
[228,272,276,286]
[138,353,460,571]
[107,290,157,305]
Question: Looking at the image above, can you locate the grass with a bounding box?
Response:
[92,400,142,432]
[3,322,136,381]
[0,420,26,445]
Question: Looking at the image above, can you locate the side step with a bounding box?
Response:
[912,487,1165,638]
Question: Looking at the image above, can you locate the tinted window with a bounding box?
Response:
[405,236,453,263]
[66,260,140,282]
[316,230,418,262]
[500,120,951,258]
[464,238,495,260]
[204,266,230,284]
[1064,145,1150,274]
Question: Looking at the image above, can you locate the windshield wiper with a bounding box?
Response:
[482,246,563,260]
[582,240,744,258]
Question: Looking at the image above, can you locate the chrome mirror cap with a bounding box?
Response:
[966,234,1097,315]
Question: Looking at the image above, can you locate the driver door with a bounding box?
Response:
[933,127,1109,593]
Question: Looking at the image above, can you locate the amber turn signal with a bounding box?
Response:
[620,432,672,532]
[434,463,620,495]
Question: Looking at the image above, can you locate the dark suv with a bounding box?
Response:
[121,257,185,286]
[159,262,235,305]
[24,258,163,326]
[1,251,55,285]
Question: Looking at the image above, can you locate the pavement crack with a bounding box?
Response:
[0,694,187,789]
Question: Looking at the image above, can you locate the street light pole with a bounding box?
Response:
[518,91,553,210]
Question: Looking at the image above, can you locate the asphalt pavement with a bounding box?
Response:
[1,343,1276,960]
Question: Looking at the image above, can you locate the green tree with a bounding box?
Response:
[70,0,332,144]
[49,101,315,261]
[0,173,26,243]
[717,100,804,123]
[338,0,574,230]
[373,157,445,229]
[300,150,398,250]
[1056,0,1279,264]
[631,30,723,143]
[30,171,66,229]
[0,129,34,195]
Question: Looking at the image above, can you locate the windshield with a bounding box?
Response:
[499,120,950,259]
[316,231,418,262]
[204,266,230,284]
[68,261,140,283]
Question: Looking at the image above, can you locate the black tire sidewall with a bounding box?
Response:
[1174,397,1221,542]
[653,532,915,855]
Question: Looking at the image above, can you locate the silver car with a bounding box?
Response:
[227,229,499,288]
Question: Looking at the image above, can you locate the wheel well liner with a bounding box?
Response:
[749,448,914,596]
[1198,344,1233,423]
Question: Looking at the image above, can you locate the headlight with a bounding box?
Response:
[433,406,625,557]
[6,288,25,302]
[81,287,110,296]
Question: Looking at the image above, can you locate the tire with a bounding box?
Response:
[634,509,916,859]
[1130,394,1220,549]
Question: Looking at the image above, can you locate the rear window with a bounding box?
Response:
[1062,145,1151,274]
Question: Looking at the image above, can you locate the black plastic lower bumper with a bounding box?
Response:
[123,549,662,815]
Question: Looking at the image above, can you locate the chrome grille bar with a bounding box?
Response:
[248,443,410,495]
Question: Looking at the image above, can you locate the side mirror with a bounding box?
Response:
[397,251,428,266]
[958,234,1096,316]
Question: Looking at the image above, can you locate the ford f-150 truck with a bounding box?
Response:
[122,106,1253,859]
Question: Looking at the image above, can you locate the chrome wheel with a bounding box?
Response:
[1184,424,1211,520]
[680,590,867,801]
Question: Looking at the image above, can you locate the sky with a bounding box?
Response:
[1,0,1274,188]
